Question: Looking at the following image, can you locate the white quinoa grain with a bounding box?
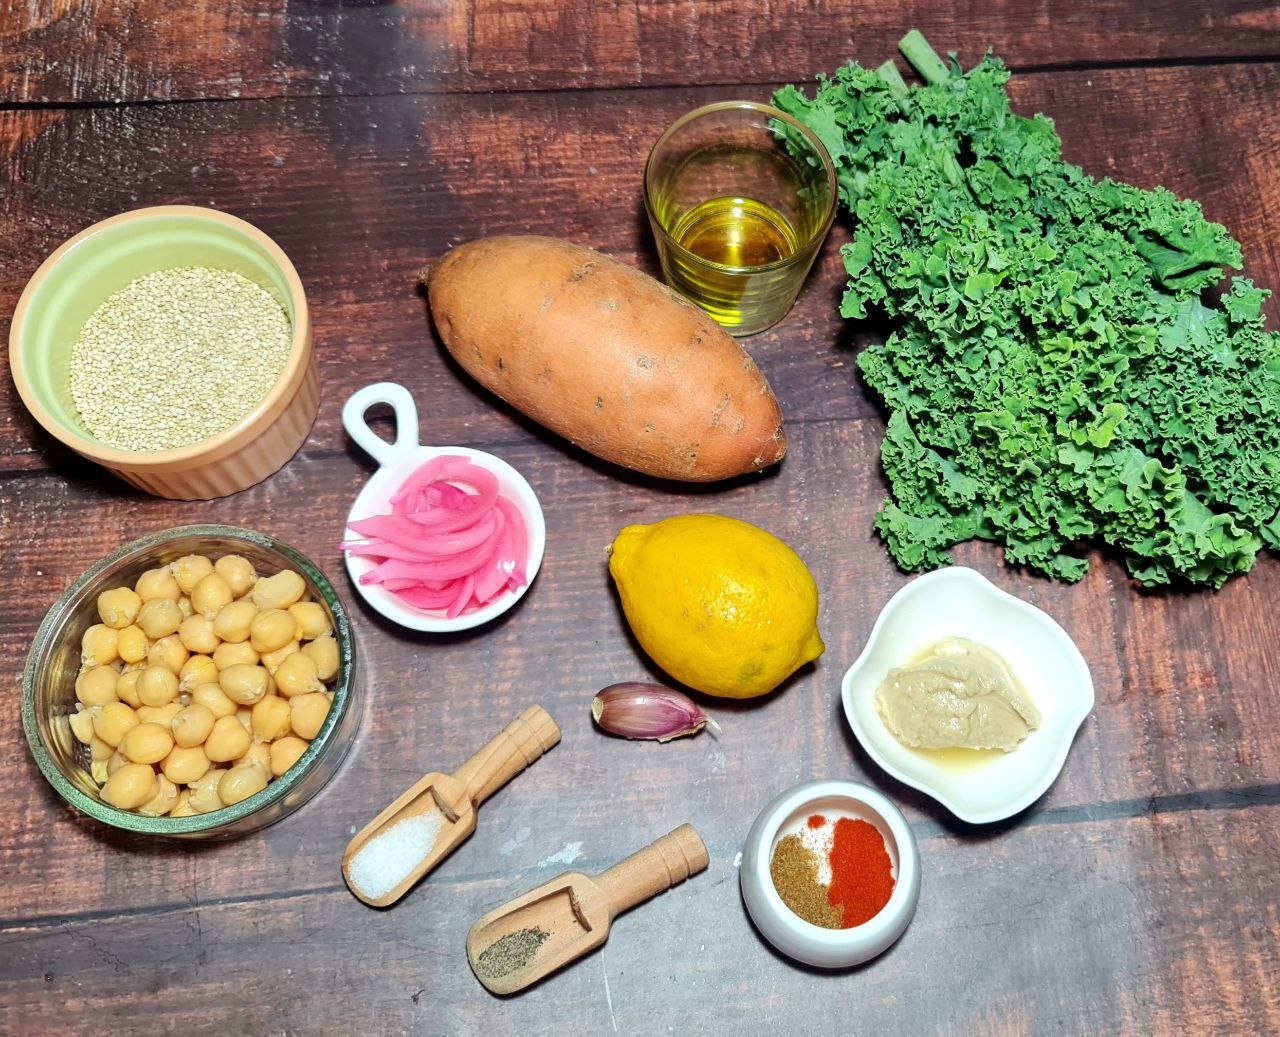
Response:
[68,266,293,452]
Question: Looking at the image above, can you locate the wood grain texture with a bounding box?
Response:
[1,803,1276,1031]
[3,0,1280,103]
[3,4,1280,1031]
[4,63,1280,476]
[1,424,1279,1005]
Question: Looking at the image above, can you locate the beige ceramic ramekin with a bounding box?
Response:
[9,205,318,500]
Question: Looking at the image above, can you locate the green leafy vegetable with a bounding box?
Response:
[774,32,1280,586]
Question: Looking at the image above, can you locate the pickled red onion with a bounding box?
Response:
[341,455,528,617]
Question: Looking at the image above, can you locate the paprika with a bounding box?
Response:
[767,813,896,929]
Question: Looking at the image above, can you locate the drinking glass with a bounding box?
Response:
[644,101,837,336]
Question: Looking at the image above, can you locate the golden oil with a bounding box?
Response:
[671,195,799,268]
[650,194,810,335]
[915,746,1006,774]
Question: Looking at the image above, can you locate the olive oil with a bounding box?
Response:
[653,194,805,334]
[644,102,835,335]
[671,196,799,269]
[916,746,1006,774]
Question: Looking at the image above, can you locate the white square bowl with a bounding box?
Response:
[841,567,1094,824]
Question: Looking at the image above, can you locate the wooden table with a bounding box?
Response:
[3,4,1279,1031]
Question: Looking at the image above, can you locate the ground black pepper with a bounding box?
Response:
[473,927,550,980]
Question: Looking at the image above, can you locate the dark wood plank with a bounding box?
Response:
[3,0,1280,104]
[4,62,1280,476]
[2,803,1276,1031]
[4,11,1280,1032]
[3,421,1280,923]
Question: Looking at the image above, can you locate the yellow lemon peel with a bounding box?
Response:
[608,514,824,699]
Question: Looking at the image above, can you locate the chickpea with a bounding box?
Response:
[191,573,233,620]
[137,597,182,639]
[252,569,306,611]
[81,624,119,668]
[215,554,257,598]
[251,695,292,741]
[137,702,182,726]
[178,654,218,692]
[269,735,309,777]
[170,702,216,748]
[260,640,299,675]
[76,666,119,707]
[236,741,272,774]
[301,634,339,682]
[219,663,270,706]
[249,609,298,654]
[116,669,143,708]
[69,708,96,745]
[89,732,114,761]
[161,744,210,785]
[90,758,110,786]
[135,567,180,602]
[92,701,140,748]
[117,624,148,664]
[97,586,142,629]
[212,599,257,644]
[106,749,130,775]
[236,706,254,733]
[177,615,219,655]
[288,601,332,641]
[138,664,179,708]
[170,554,214,595]
[276,652,324,698]
[187,768,228,814]
[101,763,158,809]
[177,596,193,619]
[147,634,189,675]
[191,682,237,719]
[138,774,179,817]
[119,722,174,765]
[212,640,259,670]
[290,693,331,740]
[169,789,198,817]
[219,762,268,806]
[205,715,252,763]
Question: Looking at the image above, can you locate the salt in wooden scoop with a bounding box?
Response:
[343,705,561,907]
[466,822,709,994]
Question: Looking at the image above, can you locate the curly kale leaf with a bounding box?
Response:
[775,33,1280,586]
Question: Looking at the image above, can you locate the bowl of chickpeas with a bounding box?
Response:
[21,524,360,838]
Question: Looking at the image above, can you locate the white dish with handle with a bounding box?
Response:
[341,382,545,633]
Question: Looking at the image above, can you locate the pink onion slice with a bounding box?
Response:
[341,454,530,618]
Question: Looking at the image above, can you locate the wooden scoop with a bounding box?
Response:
[466,823,708,995]
[342,705,561,907]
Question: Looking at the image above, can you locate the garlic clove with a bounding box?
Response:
[591,682,718,742]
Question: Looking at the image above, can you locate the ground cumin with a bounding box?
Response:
[769,834,842,929]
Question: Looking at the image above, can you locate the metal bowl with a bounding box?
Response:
[21,525,361,839]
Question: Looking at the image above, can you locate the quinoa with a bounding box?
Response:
[68,266,293,452]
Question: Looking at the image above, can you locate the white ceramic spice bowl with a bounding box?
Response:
[842,567,1094,824]
[741,779,920,969]
[341,382,546,632]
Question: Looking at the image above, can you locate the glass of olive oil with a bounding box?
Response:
[644,101,837,336]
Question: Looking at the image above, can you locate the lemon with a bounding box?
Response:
[608,514,824,699]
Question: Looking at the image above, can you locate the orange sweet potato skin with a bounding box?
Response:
[426,236,787,482]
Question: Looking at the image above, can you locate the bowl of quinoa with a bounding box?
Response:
[9,205,317,500]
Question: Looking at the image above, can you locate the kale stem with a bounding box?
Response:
[899,30,950,85]
[875,60,910,99]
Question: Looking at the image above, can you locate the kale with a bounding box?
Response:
[774,31,1280,586]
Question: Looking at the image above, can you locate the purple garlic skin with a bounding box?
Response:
[591,682,713,742]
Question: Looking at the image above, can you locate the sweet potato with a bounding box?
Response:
[424,236,787,482]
